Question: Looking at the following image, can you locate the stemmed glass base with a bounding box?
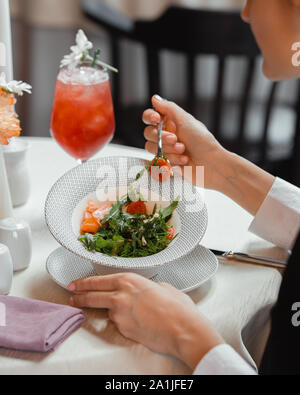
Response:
[77,159,87,165]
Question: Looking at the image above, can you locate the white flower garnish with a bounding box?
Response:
[0,72,32,96]
[60,29,118,73]
[60,29,93,68]
[72,29,93,54]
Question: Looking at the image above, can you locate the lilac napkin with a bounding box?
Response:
[0,296,85,353]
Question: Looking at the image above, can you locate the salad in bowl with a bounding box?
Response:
[78,187,179,258]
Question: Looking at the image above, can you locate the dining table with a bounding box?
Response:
[0,137,285,375]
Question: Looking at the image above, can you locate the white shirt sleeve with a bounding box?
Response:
[249,178,300,250]
[193,344,257,375]
[194,178,300,375]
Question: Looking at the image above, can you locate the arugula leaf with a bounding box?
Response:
[152,203,157,215]
[159,196,180,221]
[135,166,148,181]
[112,235,125,255]
[78,233,96,251]
[102,198,127,223]
[95,237,112,251]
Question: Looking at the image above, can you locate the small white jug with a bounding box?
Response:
[0,243,13,295]
[0,218,32,272]
[3,139,30,207]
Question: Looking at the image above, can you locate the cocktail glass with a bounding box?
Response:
[50,64,115,164]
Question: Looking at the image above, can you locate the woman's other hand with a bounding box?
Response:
[69,273,224,370]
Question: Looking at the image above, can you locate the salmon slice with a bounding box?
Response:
[92,204,112,221]
[80,202,112,234]
[80,217,100,235]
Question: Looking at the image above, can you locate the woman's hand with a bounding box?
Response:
[143,95,227,190]
[143,95,275,216]
[69,273,224,370]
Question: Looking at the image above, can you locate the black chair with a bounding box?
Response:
[82,1,300,186]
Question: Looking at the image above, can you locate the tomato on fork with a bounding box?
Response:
[149,157,172,182]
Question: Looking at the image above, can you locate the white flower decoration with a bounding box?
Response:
[72,29,93,54]
[0,72,32,96]
[60,29,93,68]
[60,52,82,68]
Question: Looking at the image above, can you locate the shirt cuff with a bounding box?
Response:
[193,344,257,375]
[249,177,300,250]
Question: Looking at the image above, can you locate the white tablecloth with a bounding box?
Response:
[0,138,282,375]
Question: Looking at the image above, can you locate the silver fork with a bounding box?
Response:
[156,119,164,158]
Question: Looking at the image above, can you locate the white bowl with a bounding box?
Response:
[45,156,207,278]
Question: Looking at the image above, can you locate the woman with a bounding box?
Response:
[68,0,300,375]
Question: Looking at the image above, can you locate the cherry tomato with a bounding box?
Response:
[149,157,172,182]
[126,200,147,215]
[166,227,175,240]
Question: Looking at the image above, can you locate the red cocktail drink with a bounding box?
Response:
[51,66,115,161]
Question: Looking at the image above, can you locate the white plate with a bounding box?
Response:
[45,156,208,277]
[46,245,218,294]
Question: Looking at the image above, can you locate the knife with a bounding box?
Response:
[210,249,287,269]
